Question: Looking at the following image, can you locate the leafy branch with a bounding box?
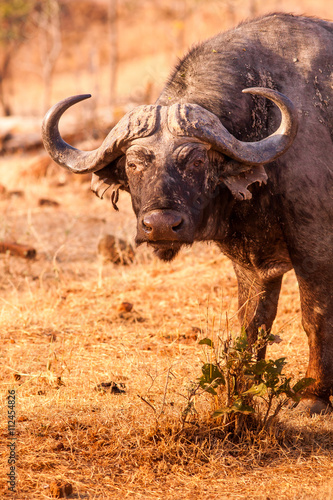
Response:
[189,327,314,433]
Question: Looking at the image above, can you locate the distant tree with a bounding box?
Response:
[32,0,62,113]
[0,0,34,116]
[108,0,119,112]
[154,0,214,54]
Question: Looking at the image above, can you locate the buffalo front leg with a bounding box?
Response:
[233,263,283,358]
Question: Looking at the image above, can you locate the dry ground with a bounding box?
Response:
[2,2,333,497]
[0,153,332,499]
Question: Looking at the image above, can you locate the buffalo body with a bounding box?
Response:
[42,13,333,413]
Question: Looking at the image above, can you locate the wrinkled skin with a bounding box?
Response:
[43,14,333,413]
[125,132,221,260]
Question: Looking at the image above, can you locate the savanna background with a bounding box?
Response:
[1,1,333,498]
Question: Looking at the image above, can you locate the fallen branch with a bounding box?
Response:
[0,241,36,259]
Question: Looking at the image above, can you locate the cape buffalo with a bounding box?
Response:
[42,13,333,414]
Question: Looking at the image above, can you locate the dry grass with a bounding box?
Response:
[0,155,333,499]
[2,2,333,497]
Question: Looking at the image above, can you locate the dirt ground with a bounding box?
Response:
[0,152,332,499]
[1,1,333,499]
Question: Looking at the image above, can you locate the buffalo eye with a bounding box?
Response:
[174,144,207,173]
[126,156,149,173]
[193,159,204,168]
[188,157,205,171]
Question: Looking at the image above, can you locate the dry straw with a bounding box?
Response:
[0,158,332,499]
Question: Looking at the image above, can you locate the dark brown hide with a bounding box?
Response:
[42,13,333,412]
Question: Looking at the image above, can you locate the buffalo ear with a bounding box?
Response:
[91,157,128,210]
[220,162,268,201]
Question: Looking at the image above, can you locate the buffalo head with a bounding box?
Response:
[42,88,298,261]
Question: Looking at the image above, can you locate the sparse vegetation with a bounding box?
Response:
[0,160,332,499]
[185,327,315,436]
[1,1,333,498]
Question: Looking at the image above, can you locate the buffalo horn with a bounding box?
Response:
[168,87,298,166]
[41,95,160,174]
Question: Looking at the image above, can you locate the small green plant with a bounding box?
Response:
[183,327,314,435]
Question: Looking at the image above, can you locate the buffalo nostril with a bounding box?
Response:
[171,218,183,232]
[141,211,186,239]
[142,219,153,233]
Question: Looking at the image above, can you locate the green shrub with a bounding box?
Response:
[183,327,314,435]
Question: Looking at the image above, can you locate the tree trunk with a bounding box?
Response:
[0,52,12,116]
[108,0,118,112]
[37,0,62,113]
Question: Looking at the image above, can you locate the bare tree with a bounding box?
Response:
[173,0,188,55]
[33,0,62,113]
[0,52,12,116]
[108,0,118,112]
[0,0,34,116]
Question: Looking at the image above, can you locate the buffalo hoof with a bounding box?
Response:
[296,399,333,416]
